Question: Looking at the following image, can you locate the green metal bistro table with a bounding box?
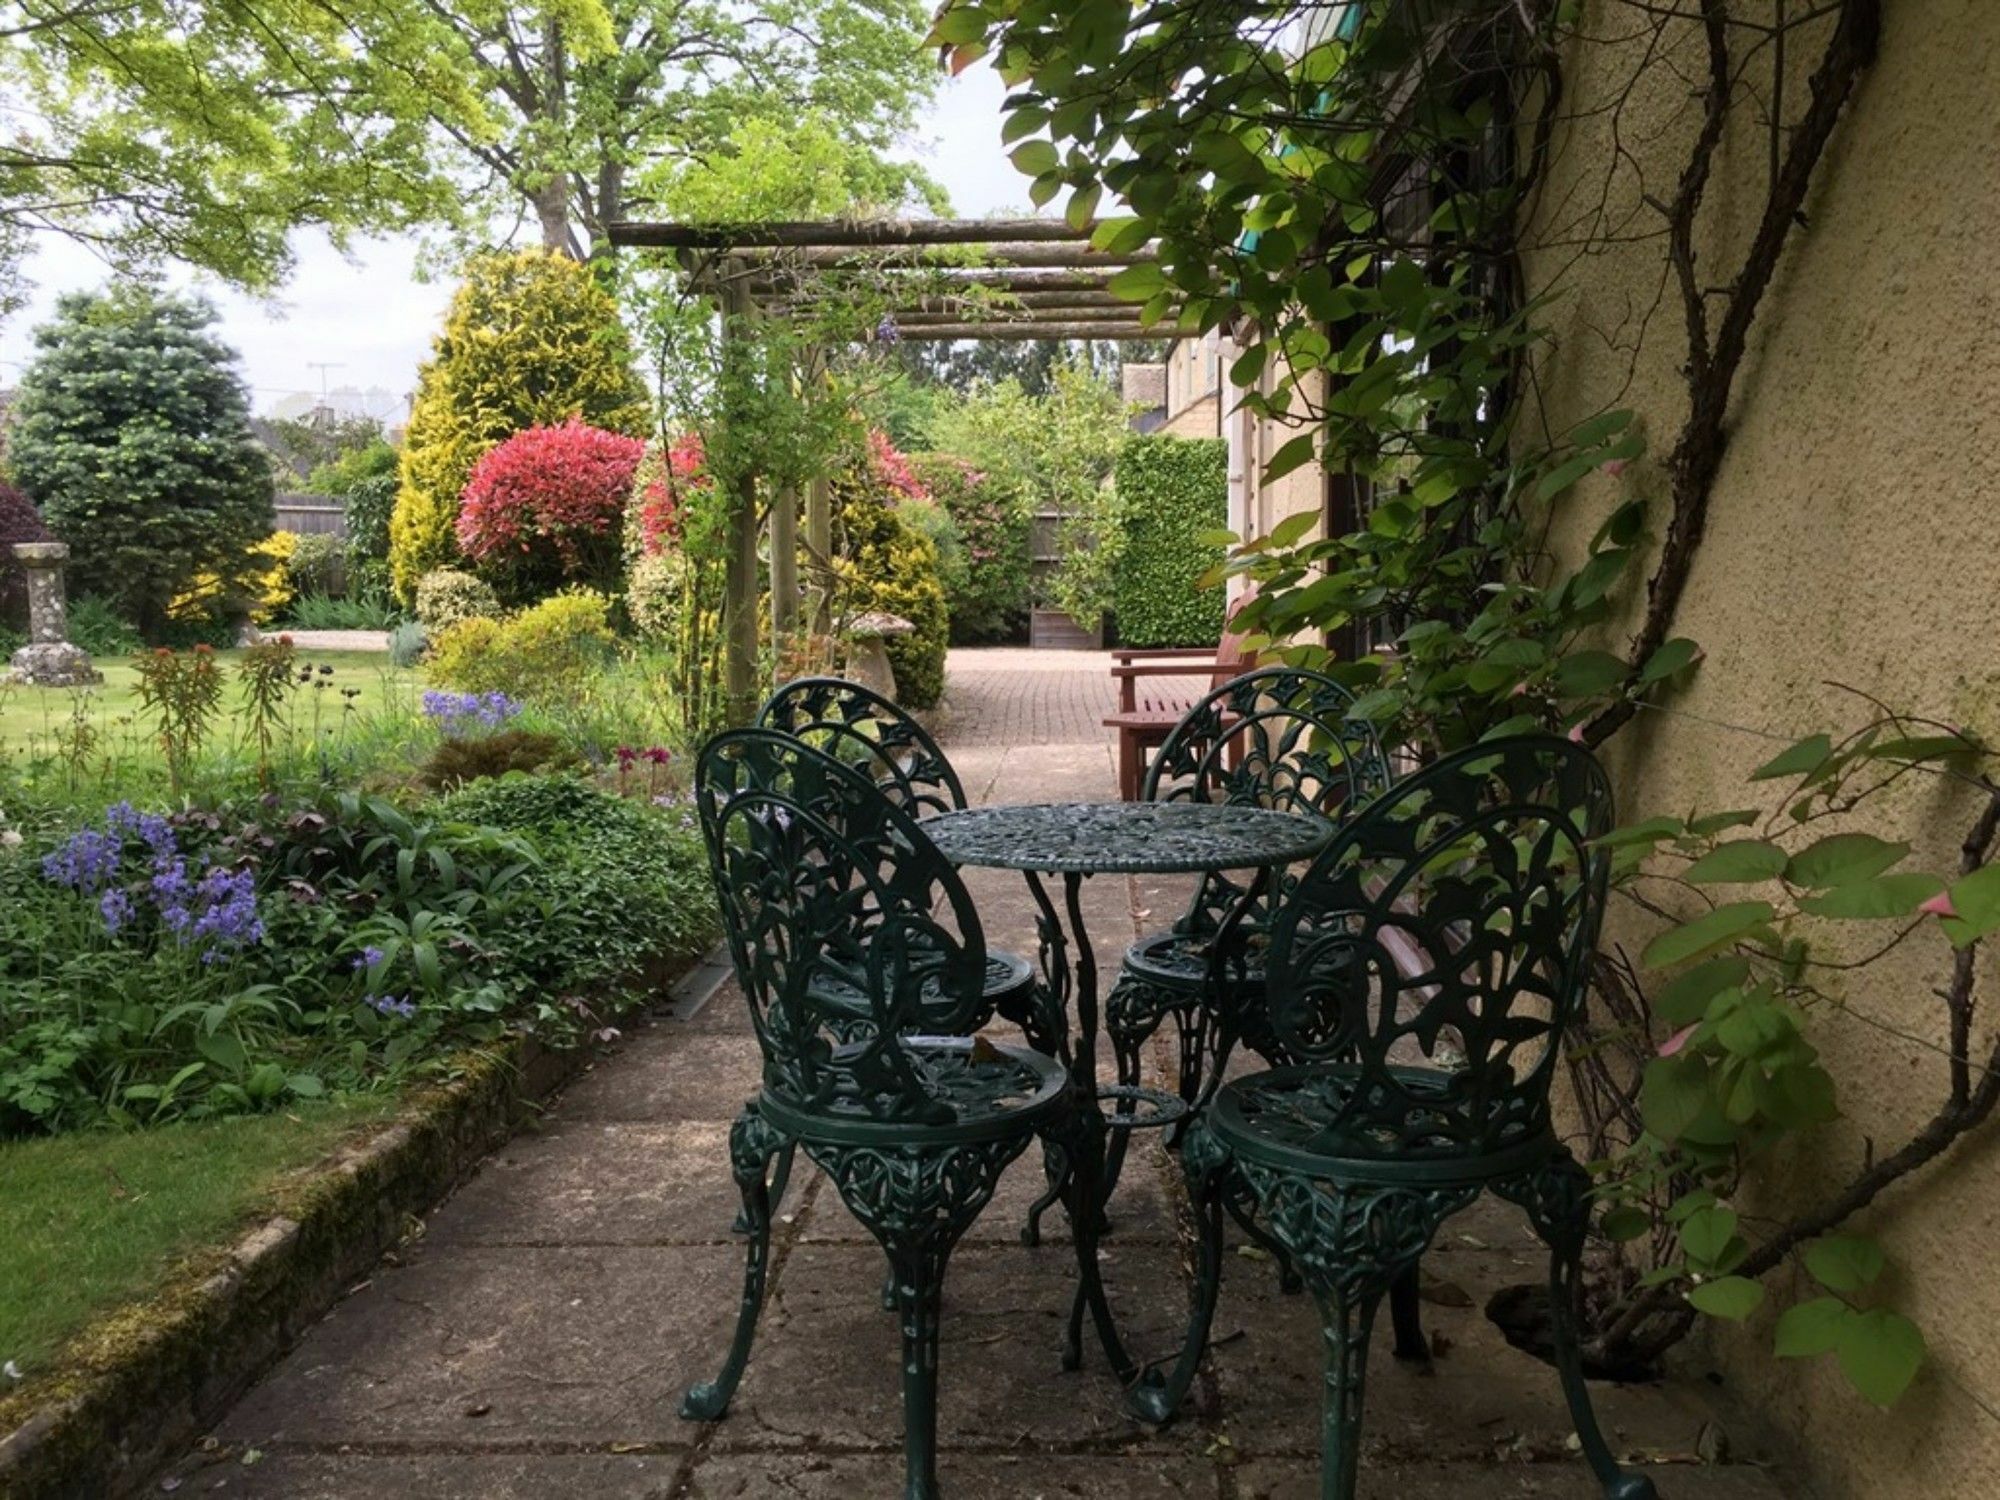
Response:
[926,800,1333,1379]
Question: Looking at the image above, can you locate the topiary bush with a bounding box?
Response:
[10,288,275,638]
[456,418,644,600]
[414,567,501,630]
[0,482,52,632]
[1111,435,1228,648]
[832,432,949,709]
[910,453,1031,643]
[423,616,508,694]
[388,249,648,600]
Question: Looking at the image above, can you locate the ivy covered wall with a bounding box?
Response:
[1111,435,1227,648]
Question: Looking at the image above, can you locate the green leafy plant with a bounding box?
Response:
[237,637,301,789]
[420,729,579,790]
[829,434,949,709]
[1112,436,1226,648]
[425,590,620,706]
[1573,712,1998,1403]
[908,454,1030,643]
[131,647,224,793]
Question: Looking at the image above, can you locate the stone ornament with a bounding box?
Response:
[7,542,102,687]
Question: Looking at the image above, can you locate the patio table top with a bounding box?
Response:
[927,800,1331,876]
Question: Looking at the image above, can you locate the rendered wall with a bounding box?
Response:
[1526,2,2000,1492]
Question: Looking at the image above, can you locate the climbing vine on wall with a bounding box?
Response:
[939,0,1938,1403]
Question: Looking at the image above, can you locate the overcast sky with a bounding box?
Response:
[0,62,1024,420]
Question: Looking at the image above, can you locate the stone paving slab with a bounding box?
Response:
[216,1245,743,1448]
[162,648,1797,1500]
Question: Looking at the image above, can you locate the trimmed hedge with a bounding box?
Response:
[1112,435,1228,647]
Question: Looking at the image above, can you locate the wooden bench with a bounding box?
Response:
[1103,598,1259,802]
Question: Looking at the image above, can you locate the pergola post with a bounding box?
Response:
[719,279,761,725]
[771,482,799,641]
[805,474,832,637]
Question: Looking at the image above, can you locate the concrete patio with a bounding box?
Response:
[158,648,1801,1498]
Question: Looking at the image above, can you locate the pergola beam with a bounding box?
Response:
[607,217,1096,249]
[715,242,1154,271]
[879,321,1169,342]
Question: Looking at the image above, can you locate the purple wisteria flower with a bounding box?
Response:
[422,690,522,736]
[369,994,418,1020]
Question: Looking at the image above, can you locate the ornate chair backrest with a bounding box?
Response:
[1261,736,1615,1164]
[696,729,990,1126]
[1143,666,1391,940]
[758,676,966,819]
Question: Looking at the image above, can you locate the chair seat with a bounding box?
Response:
[1210,1063,1557,1185]
[809,948,1034,1020]
[1122,928,1266,992]
[757,1035,1071,1144]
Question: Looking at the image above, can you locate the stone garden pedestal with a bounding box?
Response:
[7,542,101,687]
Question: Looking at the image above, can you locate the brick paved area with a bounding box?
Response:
[158,649,1802,1500]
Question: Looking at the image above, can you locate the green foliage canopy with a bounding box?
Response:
[1112,436,1227,648]
[10,289,275,635]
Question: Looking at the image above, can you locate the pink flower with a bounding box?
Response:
[1658,1023,1699,1058]
[1602,459,1629,478]
[1920,891,1958,919]
[1568,723,1587,744]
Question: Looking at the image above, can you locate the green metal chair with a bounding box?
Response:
[1134,736,1659,1500]
[685,729,1122,1500]
[759,676,1048,1049]
[1105,666,1391,1108]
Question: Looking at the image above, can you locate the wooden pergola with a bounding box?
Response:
[605,216,1177,722]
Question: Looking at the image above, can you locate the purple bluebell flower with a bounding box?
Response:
[43,828,123,892]
[190,866,263,949]
[99,887,135,934]
[369,994,418,1020]
[352,945,385,972]
[423,690,522,737]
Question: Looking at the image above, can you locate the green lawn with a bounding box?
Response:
[0,650,412,750]
[0,1097,398,1381]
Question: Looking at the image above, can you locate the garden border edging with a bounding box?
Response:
[0,949,722,1500]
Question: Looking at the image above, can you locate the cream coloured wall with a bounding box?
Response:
[1521,3,2000,1494]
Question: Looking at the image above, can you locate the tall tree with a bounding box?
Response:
[409,0,939,257]
[10,289,275,635]
[0,0,468,302]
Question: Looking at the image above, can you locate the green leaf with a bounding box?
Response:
[1799,873,1945,919]
[1750,734,1833,782]
[1597,815,1684,849]
[927,8,991,45]
[1262,432,1318,484]
[1640,1054,1710,1141]
[1689,1276,1765,1321]
[1775,1296,1852,1358]
[1600,1204,1653,1242]
[1553,650,1629,698]
[1638,637,1701,686]
[1836,1309,1925,1406]
[1654,955,1751,1025]
[1106,262,1167,301]
[1266,508,1320,549]
[1685,808,1759,837]
[286,1072,326,1098]
[1805,1235,1886,1294]
[1641,902,1775,968]
[1009,140,1059,176]
[1786,833,1910,889]
[1090,216,1152,254]
[1065,181,1102,231]
[1678,1204,1739,1269]
[1939,862,2000,946]
[1682,840,1788,885]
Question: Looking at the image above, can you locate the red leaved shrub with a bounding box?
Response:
[0,482,54,632]
[456,419,644,597]
[630,432,709,558]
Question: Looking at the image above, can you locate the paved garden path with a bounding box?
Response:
[162,648,1800,1499]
